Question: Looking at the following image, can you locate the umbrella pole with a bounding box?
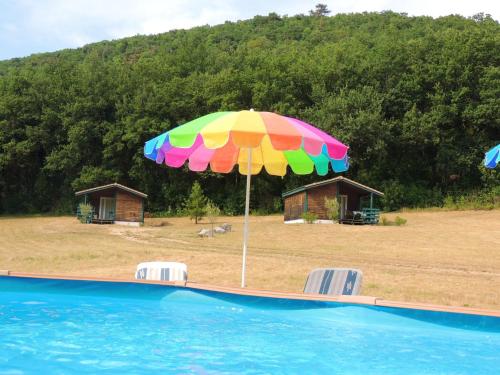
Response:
[241,148,252,288]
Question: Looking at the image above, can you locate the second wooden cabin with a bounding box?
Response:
[282,176,384,224]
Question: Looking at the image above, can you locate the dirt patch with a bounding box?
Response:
[108,226,192,245]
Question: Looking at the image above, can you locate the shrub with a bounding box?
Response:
[149,206,183,217]
[184,181,207,224]
[380,180,405,211]
[480,163,500,190]
[273,197,283,213]
[394,216,407,226]
[442,189,499,211]
[222,190,245,216]
[324,197,339,221]
[380,216,390,226]
[78,203,93,223]
[443,195,456,210]
[252,207,273,216]
[205,200,221,237]
[379,216,407,226]
[301,211,318,224]
[381,180,444,210]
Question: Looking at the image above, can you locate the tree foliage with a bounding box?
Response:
[0,12,498,214]
[184,181,207,223]
[324,197,339,221]
[310,4,331,17]
[205,200,221,236]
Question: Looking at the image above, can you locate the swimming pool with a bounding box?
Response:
[1,276,499,374]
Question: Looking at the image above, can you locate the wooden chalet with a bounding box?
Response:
[75,183,147,225]
[282,177,384,224]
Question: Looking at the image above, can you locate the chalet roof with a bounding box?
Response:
[282,176,384,198]
[75,183,148,198]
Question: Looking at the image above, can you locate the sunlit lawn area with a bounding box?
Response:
[1,209,499,310]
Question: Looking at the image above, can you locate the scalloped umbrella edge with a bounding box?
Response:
[144,110,350,288]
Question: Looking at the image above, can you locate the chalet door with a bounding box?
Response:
[340,195,348,220]
[99,197,115,220]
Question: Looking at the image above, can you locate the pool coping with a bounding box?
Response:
[2,270,500,318]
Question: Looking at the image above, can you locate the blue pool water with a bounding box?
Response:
[1,277,499,374]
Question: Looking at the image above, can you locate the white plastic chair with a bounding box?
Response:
[135,262,187,282]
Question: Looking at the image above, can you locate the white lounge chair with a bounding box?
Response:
[135,262,187,282]
[304,268,363,296]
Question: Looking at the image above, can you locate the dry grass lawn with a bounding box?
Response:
[1,210,499,310]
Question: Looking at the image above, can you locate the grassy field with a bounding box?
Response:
[1,210,499,310]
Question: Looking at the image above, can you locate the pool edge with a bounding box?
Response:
[2,270,500,318]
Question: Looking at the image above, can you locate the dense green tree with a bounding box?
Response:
[185,181,207,224]
[0,12,498,214]
[310,4,331,17]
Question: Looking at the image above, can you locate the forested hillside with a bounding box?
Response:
[0,11,498,214]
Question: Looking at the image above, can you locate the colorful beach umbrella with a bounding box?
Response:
[484,144,500,169]
[144,110,349,287]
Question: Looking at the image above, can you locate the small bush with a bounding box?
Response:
[381,180,444,211]
[380,216,391,226]
[252,207,274,216]
[184,181,207,224]
[443,195,456,210]
[273,197,283,213]
[205,200,221,237]
[222,190,245,216]
[149,206,183,217]
[324,197,339,221]
[380,180,406,211]
[78,203,93,223]
[301,211,318,224]
[379,216,407,226]
[394,216,407,226]
[442,189,499,211]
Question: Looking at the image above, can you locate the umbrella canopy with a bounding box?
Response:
[144,110,349,175]
[484,144,500,169]
[144,110,349,287]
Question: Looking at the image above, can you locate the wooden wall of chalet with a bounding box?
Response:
[307,183,338,219]
[115,191,143,222]
[284,192,305,221]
